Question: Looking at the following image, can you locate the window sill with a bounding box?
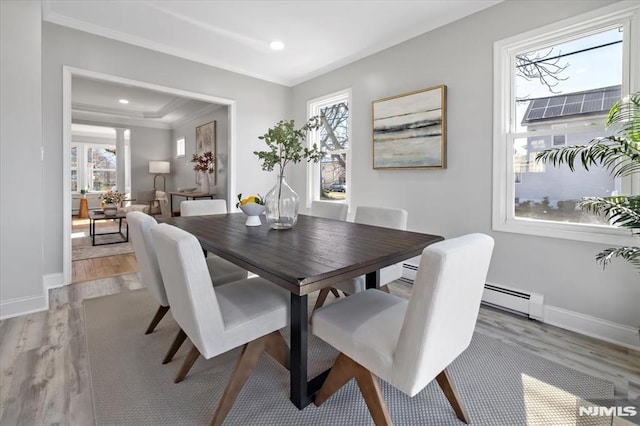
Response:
[493,217,636,246]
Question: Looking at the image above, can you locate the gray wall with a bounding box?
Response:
[41,23,290,279]
[128,126,172,195]
[0,1,44,308]
[291,0,639,327]
[171,106,230,206]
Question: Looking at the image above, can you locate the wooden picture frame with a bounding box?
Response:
[372,85,446,169]
[195,120,216,185]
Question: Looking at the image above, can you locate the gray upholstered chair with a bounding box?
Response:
[310,200,348,221]
[126,211,248,364]
[313,206,408,312]
[122,190,169,219]
[180,199,228,216]
[151,223,290,425]
[312,233,494,425]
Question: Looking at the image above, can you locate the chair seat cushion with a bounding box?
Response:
[313,289,407,379]
[205,257,248,286]
[214,278,290,354]
[333,263,403,294]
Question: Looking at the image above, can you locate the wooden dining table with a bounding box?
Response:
[164,212,443,409]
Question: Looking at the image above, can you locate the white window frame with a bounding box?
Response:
[493,2,640,246]
[71,142,117,193]
[306,88,352,209]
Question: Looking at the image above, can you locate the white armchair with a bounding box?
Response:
[122,190,169,219]
[312,233,494,425]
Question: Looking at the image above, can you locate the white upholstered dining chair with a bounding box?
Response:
[126,211,248,363]
[180,199,228,216]
[151,223,291,425]
[312,233,494,425]
[310,200,348,221]
[313,205,408,312]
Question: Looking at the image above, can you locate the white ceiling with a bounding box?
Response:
[72,75,220,129]
[44,0,502,87]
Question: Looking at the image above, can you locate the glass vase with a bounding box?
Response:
[264,175,299,229]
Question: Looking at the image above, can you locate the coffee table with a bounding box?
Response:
[88,210,129,246]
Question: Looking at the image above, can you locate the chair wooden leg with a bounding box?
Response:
[312,288,331,313]
[174,344,201,383]
[314,353,356,406]
[163,328,187,364]
[145,305,170,334]
[436,368,469,424]
[210,332,275,426]
[264,331,289,370]
[330,288,341,298]
[316,353,393,426]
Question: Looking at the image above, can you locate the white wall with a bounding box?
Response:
[0,1,46,317]
[291,0,640,329]
[41,23,290,281]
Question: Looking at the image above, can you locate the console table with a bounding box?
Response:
[169,191,215,216]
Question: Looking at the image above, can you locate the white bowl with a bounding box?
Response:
[239,203,265,226]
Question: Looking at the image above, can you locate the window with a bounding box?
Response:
[71,143,117,192]
[307,89,351,206]
[176,137,185,158]
[493,3,639,245]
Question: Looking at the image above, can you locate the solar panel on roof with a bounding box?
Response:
[566,94,583,103]
[548,97,565,106]
[527,109,545,120]
[584,92,603,101]
[562,103,581,115]
[531,99,548,108]
[543,106,563,117]
[582,100,602,112]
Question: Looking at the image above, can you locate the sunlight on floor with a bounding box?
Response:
[72,231,88,239]
[521,373,608,425]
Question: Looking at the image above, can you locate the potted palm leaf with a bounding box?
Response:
[536,92,640,270]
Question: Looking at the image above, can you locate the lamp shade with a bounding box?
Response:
[149,161,170,174]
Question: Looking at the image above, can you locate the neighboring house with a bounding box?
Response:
[515,85,622,207]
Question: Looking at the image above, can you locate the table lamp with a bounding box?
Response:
[149,161,170,192]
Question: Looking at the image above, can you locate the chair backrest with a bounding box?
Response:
[151,223,224,356]
[126,211,168,306]
[392,233,494,396]
[310,201,348,221]
[354,206,408,230]
[180,199,227,217]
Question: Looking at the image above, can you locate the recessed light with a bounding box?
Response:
[119,99,129,104]
[269,40,284,51]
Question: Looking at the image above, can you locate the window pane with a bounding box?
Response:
[513,131,616,224]
[71,146,78,168]
[71,169,78,192]
[92,171,116,191]
[515,27,623,132]
[318,101,349,199]
[88,147,116,169]
[177,137,185,158]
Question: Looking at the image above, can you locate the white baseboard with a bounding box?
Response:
[43,272,65,289]
[0,293,48,320]
[544,305,640,351]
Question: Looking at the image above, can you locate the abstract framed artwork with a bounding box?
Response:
[195,120,216,185]
[372,85,447,169]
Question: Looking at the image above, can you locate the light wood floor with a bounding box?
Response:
[1,275,638,424]
[71,216,138,283]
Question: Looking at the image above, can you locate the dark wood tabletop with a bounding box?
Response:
[164,213,443,296]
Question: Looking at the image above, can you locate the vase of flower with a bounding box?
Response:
[192,151,215,194]
[254,117,324,230]
[264,175,299,229]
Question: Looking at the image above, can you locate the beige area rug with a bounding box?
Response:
[72,225,134,261]
[84,290,614,426]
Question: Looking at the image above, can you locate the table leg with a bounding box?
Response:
[91,219,96,246]
[290,293,311,409]
[365,270,380,289]
[170,194,174,217]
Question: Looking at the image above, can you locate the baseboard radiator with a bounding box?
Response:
[401,261,544,321]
